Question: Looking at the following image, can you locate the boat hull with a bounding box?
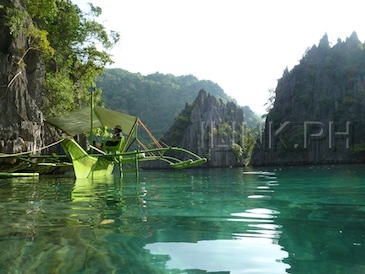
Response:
[61,139,115,179]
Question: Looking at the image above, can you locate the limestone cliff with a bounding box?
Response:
[250,32,365,166]
[161,89,245,167]
[0,0,45,155]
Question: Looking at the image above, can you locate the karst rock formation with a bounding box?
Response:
[0,0,45,156]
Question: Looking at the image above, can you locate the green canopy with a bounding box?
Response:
[46,106,138,136]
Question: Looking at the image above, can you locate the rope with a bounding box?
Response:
[137,118,163,148]
[0,138,64,158]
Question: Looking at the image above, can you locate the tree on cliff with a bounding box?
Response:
[1,0,119,116]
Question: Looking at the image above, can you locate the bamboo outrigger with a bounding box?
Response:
[19,103,205,179]
[0,93,206,179]
[46,106,206,179]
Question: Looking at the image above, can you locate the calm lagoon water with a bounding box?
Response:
[1,165,365,273]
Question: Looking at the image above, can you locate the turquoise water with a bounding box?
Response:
[1,165,365,273]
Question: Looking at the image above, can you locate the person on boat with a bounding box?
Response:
[105,125,123,146]
[94,125,123,150]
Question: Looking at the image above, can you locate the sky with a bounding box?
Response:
[74,0,365,114]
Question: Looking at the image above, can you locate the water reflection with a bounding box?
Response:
[145,238,288,273]
[1,166,364,273]
[230,208,282,240]
[139,169,290,273]
[71,176,124,226]
[0,169,290,273]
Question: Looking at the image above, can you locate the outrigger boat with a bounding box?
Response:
[0,86,206,179]
[44,106,207,179]
[0,106,206,179]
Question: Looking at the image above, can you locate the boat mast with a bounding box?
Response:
[89,88,94,149]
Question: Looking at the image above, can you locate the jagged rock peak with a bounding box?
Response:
[163,89,246,167]
[250,32,365,166]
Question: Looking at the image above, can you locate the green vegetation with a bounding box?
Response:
[161,103,193,145]
[2,0,262,161]
[242,105,262,128]
[1,0,119,116]
[231,143,243,161]
[97,69,262,161]
[242,125,260,164]
[97,68,237,138]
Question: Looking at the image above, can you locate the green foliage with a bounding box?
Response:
[44,71,75,116]
[231,143,243,160]
[3,5,28,35]
[242,126,259,164]
[217,122,232,138]
[242,105,263,128]
[23,24,55,59]
[97,69,236,138]
[4,0,119,116]
[162,104,193,144]
[352,143,365,154]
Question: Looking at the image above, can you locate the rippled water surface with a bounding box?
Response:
[1,165,365,273]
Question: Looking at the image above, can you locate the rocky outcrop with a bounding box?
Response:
[161,89,245,167]
[250,32,365,166]
[0,0,45,154]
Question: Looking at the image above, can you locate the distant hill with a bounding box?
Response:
[251,32,365,166]
[97,68,259,138]
[242,106,262,129]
